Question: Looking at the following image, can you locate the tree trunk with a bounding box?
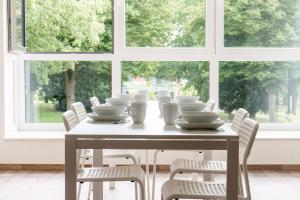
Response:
[64,69,76,110]
[267,88,278,122]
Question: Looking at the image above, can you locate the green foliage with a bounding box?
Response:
[25,0,300,123]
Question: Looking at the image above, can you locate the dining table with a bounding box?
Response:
[65,101,239,200]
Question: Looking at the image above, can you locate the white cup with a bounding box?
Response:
[130,102,146,124]
[163,103,179,125]
[158,96,172,115]
[134,94,147,103]
[157,90,170,97]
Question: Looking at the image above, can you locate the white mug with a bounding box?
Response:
[134,94,147,103]
[158,96,171,115]
[130,102,146,124]
[163,103,179,125]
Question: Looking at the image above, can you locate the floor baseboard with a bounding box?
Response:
[1,164,300,171]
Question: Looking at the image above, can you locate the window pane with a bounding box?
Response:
[25,61,112,123]
[16,0,25,47]
[126,0,206,47]
[219,61,300,123]
[122,61,209,101]
[25,0,112,53]
[224,0,300,47]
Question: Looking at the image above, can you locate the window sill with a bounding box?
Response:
[3,130,300,140]
[4,130,65,140]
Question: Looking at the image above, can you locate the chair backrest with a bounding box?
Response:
[62,110,79,131]
[206,99,216,111]
[90,96,101,107]
[71,102,87,122]
[238,118,259,164]
[231,108,249,133]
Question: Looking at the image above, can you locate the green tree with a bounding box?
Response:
[26,0,112,116]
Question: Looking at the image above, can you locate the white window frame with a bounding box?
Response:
[11,0,300,132]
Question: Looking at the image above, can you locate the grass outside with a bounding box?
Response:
[33,101,63,123]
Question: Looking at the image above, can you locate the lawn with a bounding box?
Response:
[33,101,63,123]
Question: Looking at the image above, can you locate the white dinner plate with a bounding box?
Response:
[175,119,224,130]
[88,113,128,121]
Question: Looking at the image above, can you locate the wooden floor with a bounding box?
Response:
[0,170,300,200]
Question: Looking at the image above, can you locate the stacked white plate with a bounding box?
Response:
[89,105,128,121]
[176,111,224,130]
[175,96,199,104]
[106,98,131,107]
[179,102,206,113]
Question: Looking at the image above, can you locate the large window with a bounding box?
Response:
[25,0,113,53]
[122,61,209,100]
[125,0,206,47]
[6,0,300,132]
[224,0,300,47]
[219,61,300,124]
[24,61,111,123]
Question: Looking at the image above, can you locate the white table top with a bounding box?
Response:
[67,101,238,140]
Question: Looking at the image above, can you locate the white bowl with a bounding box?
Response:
[106,98,131,107]
[179,102,206,112]
[175,96,199,104]
[157,90,170,97]
[137,90,148,96]
[92,106,125,115]
[117,93,133,101]
[182,111,219,123]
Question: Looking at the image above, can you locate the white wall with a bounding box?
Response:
[0,0,300,165]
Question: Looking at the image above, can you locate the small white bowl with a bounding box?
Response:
[92,105,125,115]
[179,102,206,112]
[182,111,219,123]
[137,90,148,96]
[117,93,133,101]
[157,90,170,97]
[106,98,131,107]
[175,96,199,104]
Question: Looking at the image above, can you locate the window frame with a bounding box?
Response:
[8,0,300,132]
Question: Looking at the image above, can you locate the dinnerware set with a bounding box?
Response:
[89,89,224,129]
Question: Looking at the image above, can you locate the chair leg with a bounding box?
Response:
[243,163,251,200]
[152,149,162,200]
[191,151,199,181]
[87,182,92,200]
[145,150,151,200]
[108,161,116,190]
[139,182,146,200]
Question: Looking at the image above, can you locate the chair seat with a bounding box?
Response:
[161,179,226,200]
[77,165,145,183]
[171,159,227,175]
[80,149,136,159]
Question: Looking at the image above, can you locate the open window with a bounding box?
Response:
[8,0,26,53]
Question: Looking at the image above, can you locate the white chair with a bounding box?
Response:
[90,96,101,107]
[62,110,79,131]
[63,110,145,200]
[162,118,259,200]
[206,99,216,111]
[231,108,249,132]
[71,102,87,122]
[71,101,140,196]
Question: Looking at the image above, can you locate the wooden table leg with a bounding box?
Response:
[226,139,239,200]
[93,149,103,200]
[65,138,77,200]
